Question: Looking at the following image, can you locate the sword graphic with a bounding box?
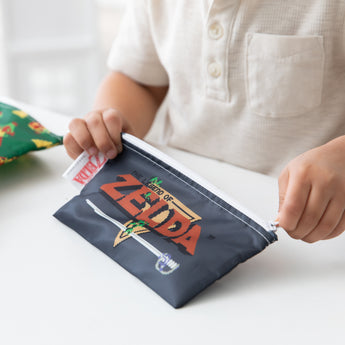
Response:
[86,199,180,275]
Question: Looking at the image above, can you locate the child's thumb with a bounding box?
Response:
[278,168,289,213]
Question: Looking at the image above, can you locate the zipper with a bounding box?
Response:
[63,133,277,234]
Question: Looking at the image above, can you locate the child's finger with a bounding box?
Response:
[102,108,126,153]
[289,186,331,240]
[301,199,344,243]
[324,210,345,240]
[68,118,97,154]
[278,171,311,233]
[85,112,118,159]
[63,132,84,159]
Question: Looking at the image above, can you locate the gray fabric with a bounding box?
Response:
[54,138,277,307]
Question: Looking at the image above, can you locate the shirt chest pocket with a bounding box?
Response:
[245,33,324,118]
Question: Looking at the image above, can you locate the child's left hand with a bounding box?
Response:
[278,136,345,242]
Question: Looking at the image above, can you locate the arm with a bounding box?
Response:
[64,71,168,159]
[278,135,345,242]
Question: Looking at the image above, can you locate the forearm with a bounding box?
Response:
[93,71,168,138]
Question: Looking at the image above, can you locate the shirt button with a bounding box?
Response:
[208,22,224,40]
[208,62,222,78]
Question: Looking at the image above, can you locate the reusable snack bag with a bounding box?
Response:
[0,102,63,165]
[54,134,277,308]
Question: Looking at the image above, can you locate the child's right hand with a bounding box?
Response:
[63,108,133,160]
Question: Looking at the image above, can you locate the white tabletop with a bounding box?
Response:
[0,99,344,345]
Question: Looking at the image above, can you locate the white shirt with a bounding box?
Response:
[107,0,345,176]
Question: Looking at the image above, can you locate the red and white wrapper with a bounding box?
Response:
[63,151,107,190]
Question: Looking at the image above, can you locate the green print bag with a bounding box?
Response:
[0,102,63,165]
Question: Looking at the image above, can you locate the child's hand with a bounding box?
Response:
[278,136,345,243]
[63,108,133,160]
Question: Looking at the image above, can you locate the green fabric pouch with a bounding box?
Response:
[0,102,63,165]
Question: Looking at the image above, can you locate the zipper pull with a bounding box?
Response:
[267,220,279,232]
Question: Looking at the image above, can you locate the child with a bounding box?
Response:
[64,1,345,243]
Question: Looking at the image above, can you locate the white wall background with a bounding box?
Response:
[0,0,126,116]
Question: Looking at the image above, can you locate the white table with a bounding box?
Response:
[0,99,344,345]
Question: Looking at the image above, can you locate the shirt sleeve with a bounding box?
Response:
[107,0,169,86]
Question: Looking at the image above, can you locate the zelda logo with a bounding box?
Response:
[100,174,202,255]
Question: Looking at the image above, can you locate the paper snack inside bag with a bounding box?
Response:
[54,133,277,308]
